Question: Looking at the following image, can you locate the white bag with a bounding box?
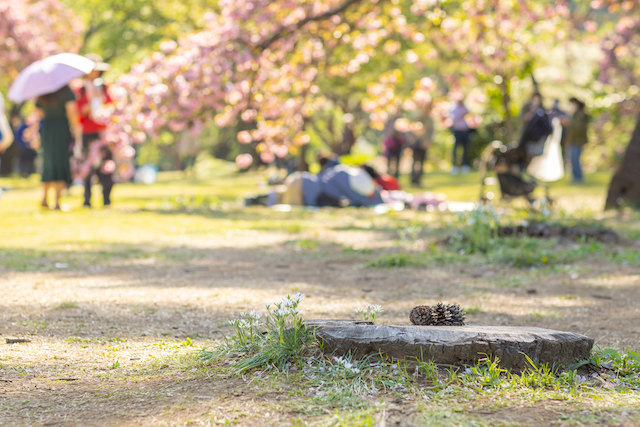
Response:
[527,117,564,182]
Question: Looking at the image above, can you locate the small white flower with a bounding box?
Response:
[368,304,383,313]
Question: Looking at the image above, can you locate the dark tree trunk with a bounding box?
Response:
[499,76,514,143]
[605,112,640,210]
[296,144,309,172]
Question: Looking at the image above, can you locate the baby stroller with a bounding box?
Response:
[479,110,553,206]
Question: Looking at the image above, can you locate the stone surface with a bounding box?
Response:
[307,321,594,371]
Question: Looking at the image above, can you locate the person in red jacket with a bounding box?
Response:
[76,54,113,208]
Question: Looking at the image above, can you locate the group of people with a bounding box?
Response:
[382,97,473,187]
[520,93,590,183]
[383,103,435,186]
[0,54,116,209]
[381,91,590,186]
[246,155,402,208]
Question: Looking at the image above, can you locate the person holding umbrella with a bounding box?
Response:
[8,53,95,209]
[34,84,81,209]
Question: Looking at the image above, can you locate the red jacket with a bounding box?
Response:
[76,84,112,134]
[376,175,401,191]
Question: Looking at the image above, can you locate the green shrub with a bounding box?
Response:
[454,205,501,254]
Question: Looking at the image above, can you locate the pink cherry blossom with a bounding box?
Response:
[235,153,253,169]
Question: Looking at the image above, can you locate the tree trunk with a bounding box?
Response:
[500,77,514,143]
[296,144,309,172]
[605,112,640,209]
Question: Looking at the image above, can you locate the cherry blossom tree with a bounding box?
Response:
[0,0,82,174]
[100,0,379,167]
[0,0,83,93]
[102,0,580,170]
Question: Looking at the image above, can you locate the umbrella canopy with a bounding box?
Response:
[8,53,95,103]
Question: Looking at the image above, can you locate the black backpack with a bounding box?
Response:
[523,109,553,142]
[521,109,553,157]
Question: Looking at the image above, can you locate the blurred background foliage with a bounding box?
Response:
[59,0,639,176]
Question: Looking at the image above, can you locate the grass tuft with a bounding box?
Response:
[364,253,422,268]
[55,301,79,309]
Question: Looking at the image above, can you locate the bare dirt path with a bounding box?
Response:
[1,209,640,426]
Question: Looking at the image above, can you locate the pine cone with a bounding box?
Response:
[410,303,466,326]
[431,302,447,325]
[446,303,466,326]
[410,305,433,325]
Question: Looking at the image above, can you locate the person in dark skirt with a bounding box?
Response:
[35,86,81,209]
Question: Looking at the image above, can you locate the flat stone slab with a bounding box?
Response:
[307,321,594,371]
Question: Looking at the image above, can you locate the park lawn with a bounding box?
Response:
[1,165,639,426]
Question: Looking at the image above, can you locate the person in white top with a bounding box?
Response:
[0,93,14,155]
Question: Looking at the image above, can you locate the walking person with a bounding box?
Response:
[34,85,81,209]
[565,97,590,184]
[411,102,434,186]
[76,54,113,207]
[449,96,471,174]
[383,115,405,179]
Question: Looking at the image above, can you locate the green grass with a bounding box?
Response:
[2,162,640,426]
[364,253,423,268]
[198,317,640,423]
[55,301,79,309]
[0,163,629,274]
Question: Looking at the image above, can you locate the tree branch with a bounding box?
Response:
[256,0,365,50]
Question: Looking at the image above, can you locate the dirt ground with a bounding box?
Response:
[1,175,640,427]
[2,222,640,426]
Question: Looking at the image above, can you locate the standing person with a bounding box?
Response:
[449,96,471,174]
[517,92,552,164]
[548,99,568,166]
[565,97,590,184]
[35,85,81,209]
[76,54,113,208]
[0,93,14,156]
[383,115,404,179]
[411,102,434,186]
[11,117,38,177]
[177,128,200,176]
